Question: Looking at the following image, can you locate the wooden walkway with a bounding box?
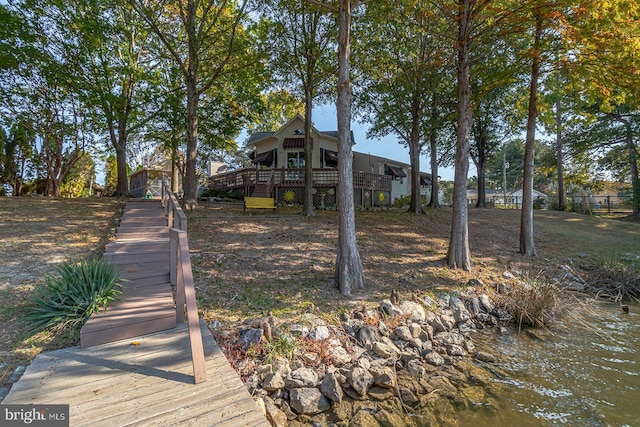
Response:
[81,200,175,348]
[1,198,269,426]
[2,322,268,426]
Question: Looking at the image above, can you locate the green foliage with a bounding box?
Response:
[393,195,411,208]
[263,332,296,364]
[25,260,122,332]
[61,152,94,198]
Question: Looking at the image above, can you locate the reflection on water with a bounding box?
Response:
[457,302,639,427]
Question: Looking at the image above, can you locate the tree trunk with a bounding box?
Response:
[183,74,199,210]
[624,121,640,218]
[334,0,364,297]
[428,132,440,207]
[555,96,565,211]
[476,156,486,208]
[115,142,129,197]
[408,110,423,214]
[446,0,472,270]
[171,146,180,193]
[302,87,315,216]
[519,16,542,257]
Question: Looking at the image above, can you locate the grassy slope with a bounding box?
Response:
[0,197,119,389]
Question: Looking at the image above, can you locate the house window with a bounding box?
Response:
[321,148,338,168]
[287,152,305,169]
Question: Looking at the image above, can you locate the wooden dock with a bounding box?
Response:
[2,322,269,426]
[2,198,269,426]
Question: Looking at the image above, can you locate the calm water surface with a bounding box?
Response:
[456,302,639,427]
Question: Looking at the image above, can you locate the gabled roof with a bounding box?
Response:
[247,113,355,146]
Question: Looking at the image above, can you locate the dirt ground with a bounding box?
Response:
[187,206,640,326]
[1,197,638,394]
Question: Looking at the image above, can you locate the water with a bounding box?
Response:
[456,302,640,427]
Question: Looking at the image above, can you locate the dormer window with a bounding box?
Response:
[293,128,304,135]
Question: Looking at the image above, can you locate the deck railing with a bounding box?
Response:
[161,180,207,384]
[210,167,392,193]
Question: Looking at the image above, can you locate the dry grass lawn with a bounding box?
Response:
[1,197,638,395]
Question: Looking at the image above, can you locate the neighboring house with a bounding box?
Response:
[208,114,432,207]
[468,188,548,208]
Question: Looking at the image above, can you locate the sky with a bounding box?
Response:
[311,103,458,181]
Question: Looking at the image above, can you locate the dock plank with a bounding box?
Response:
[2,323,268,427]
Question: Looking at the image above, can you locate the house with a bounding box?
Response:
[129,161,172,198]
[208,115,432,207]
[467,188,548,208]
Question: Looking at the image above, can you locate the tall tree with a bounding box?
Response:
[131,0,262,209]
[310,0,369,296]
[266,0,337,216]
[356,0,454,214]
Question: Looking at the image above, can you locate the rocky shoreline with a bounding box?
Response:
[211,284,512,427]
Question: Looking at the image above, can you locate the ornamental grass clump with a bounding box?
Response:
[499,272,562,329]
[26,259,122,332]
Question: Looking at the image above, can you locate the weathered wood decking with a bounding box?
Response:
[2,322,269,426]
[2,198,269,426]
[81,200,175,348]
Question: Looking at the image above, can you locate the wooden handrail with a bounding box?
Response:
[171,228,207,384]
[162,179,207,384]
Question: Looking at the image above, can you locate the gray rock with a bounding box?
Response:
[479,294,495,312]
[409,323,422,338]
[565,281,586,291]
[320,372,344,403]
[439,312,456,331]
[420,323,434,341]
[408,338,423,349]
[393,325,413,341]
[423,351,445,366]
[449,295,466,311]
[356,357,371,371]
[399,301,426,322]
[406,359,426,377]
[347,367,374,396]
[289,323,310,337]
[503,270,516,279]
[399,387,420,405]
[263,372,286,392]
[263,396,288,427]
[343,318,363,336]
[285,367,318,389]
[378,320,391,336]
[475,351,496,363]
[426,311,447,333]
[433,331,465,346]
[289,387,330,415]
[370,366,396,389]
[245,373,260,394]
[380,299,403,317]
[464,338,475,353]
[238,328,263,350]
[272,357,291,378]
[309,325,331,341]
[453,305,471,323]
[368,386,394,400]
[371,342,398,359]
[328,345,352,366]
[356,325,379,349]
[469,297,481,315]
[467,278,484,287]
[301,313,326,327]
[446,344,467,357]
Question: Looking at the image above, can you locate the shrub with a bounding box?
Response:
[498,272,562,329]
[592,258,640,300]
[25,260,122,332]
